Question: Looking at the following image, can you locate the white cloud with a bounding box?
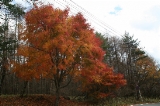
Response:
[132,5,160,31]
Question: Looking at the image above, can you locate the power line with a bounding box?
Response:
[66,0,122,36]
[61,0,106,33]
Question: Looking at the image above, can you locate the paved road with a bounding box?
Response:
[131,103,160,106]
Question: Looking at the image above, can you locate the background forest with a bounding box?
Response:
[0,0,160,106]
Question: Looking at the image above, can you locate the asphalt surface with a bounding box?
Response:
[131,103,160,106]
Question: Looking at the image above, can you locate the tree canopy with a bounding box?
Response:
[13,4,126,105]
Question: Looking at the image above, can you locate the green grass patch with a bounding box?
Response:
[100,97,160,106]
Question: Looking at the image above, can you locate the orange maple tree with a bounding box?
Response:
[13,4,126,105]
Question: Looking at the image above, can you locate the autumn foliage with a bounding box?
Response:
[13,4,126,104]
[80,65,126,100]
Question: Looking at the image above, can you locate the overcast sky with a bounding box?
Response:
[15,0,160,63]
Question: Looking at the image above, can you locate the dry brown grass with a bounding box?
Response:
[0,95,90,106]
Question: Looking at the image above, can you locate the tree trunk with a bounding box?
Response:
[20,81,28,97]
[0,69,6,95]
[136,84,143,101]
[55,88,60,106]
